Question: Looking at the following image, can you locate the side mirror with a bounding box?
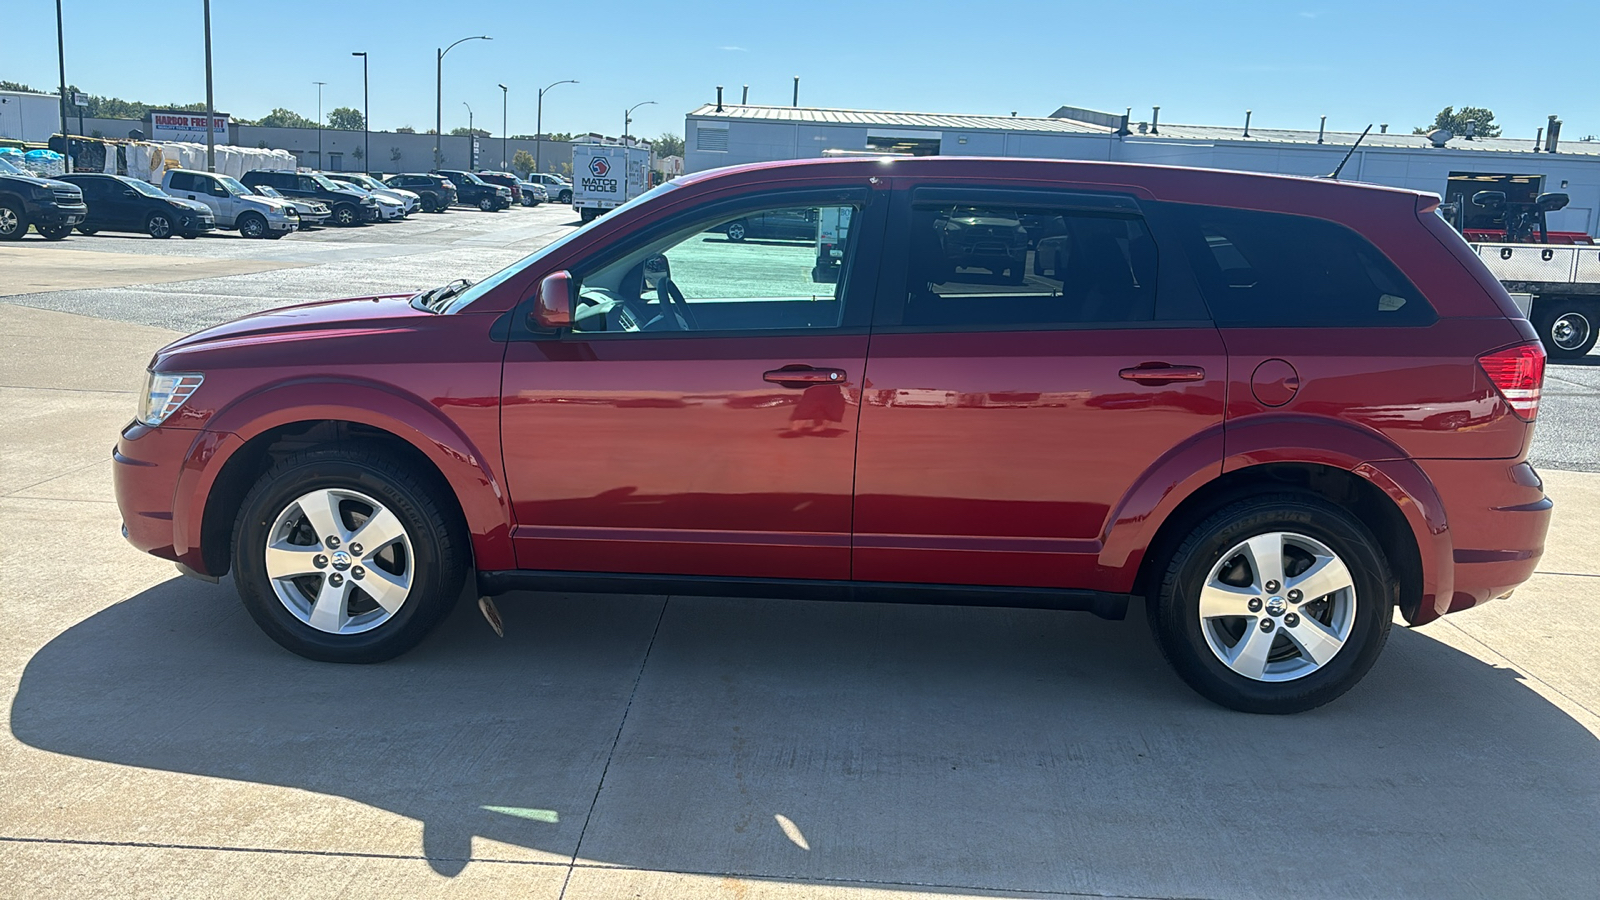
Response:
[1471,190,1506,210]
[533,270,573,329]
[1535,192,1570,213]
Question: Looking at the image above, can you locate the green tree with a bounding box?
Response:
[395,125,416,134]
[654,132,684,157]
[544,132,575,142]
[327,107,365,131]
[258,107,318,129]
[449,126,490,137]
[1414,106,1500,138]
[0,80,40,93]
[511,149,536,178]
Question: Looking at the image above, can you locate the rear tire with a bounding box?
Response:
[232,447,467,663]
[76,225,99,235]
[1535,299,1598,360]
[420,195,438,213]
[1147,493,1393,714]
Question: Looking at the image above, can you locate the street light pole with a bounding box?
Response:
[54,0,70,173]
[623,100,656,201]
[352,52,368,173]
[203,0,215,172]
[463,102,474,170]
[535,79,577,175]
[313,81,326,168]
[498,84,507,170]
[435,35,491,170]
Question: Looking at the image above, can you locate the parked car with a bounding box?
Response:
[322,172,420,216]
[239,170,378,226]
[161,169,298,239]
[324,180,405,221]
[474,171,522,204]
[112,157,1552,714]
[0,154,87,241]
[247,184,330,230]
[435,169,511,211]
[517,181,547,206]
[719,206,817,242]
[527,172,572,204]
[383,173,456,213]
[59,173,214,239]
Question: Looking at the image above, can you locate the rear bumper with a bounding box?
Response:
[1420,458,1552,618]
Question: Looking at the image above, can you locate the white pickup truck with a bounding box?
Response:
[161,169,299,239]
[571,143,651,222]
[1471,241,1599,359]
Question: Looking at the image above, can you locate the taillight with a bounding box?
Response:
[1478,343,1545,421]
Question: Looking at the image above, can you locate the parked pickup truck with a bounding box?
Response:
[0,155,88,241]
[241,170,378,227]
[161,169,299,239]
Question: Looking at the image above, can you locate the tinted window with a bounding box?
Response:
[902,204,1158,328]
[167,172,196,192]
[1164,204,1435,327]
[573,201,862,334]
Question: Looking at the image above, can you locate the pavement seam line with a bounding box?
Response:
[1437,618,1600,722]
[557,596,671,900]
[0,835,566,867]
[0,385,138,394]
[1534,570,1600,579]
[1,457,110,499]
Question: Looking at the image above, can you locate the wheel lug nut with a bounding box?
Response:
[326,536,341,549]
[1260,619,1275,632]
[328,573,344,586]
[1285,613,1300,627]
[352,566,365,579]
[1265,580,1281,593]
[1247,598,1263,613]
[313,554,328,569]
[350,542,363,556]
[1288,589,1303,602]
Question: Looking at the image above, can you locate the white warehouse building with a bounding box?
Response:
[684,103,1600,237]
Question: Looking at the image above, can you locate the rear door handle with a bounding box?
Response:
[764,366,847,387]
[1119,363,1207,385]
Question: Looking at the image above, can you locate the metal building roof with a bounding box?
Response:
[686,104,1111,134]
[1112,122,1600,156]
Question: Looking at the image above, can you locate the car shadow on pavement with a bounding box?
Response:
[12,577,1600,897]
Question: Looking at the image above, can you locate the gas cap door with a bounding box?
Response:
[1251,358,1301,407]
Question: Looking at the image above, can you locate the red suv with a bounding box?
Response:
[113,158,1551,713]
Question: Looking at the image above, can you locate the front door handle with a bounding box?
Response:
[1119,363,1207,385]
[764,366,847,388]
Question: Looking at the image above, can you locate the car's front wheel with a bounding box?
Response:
[478,196,495,211]
[237,213,268,238]
[332,204,358,226]
[232,447,467,663]
[1148,493,1393,714]
[146,212,173,239]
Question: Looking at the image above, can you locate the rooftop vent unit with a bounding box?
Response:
[1427,128,1453,148]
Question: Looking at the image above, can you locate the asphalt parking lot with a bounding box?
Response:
[3,207,1600,898]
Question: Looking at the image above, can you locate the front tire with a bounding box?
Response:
[478,196,495,211]
[726,220,748,241]
[332,204,358,227]
[146,212,174,239]
[77,225,99,235]
[1535,300,1598,360]
[0,201,25,241]
[237,213,268,239]
[557,189,571,204]
[232,448,467,663]
[1148,493,1393,714]
[37,223,72,240]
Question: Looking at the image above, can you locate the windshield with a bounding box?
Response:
[0,157,24,175]
[217,175,251,196]
[436,180,682,314]
[459,172,487,185]
[127,179,167,198]
[253,185,283,198]
[311,174,347,192]
[349,174,382,190]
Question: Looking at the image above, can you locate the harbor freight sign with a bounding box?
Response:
[149,110,229,142]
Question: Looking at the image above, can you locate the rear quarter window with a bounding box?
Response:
[1157,203,1436,328]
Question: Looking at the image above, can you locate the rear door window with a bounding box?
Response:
[1161,203,1435,327]
[167,172,195,192]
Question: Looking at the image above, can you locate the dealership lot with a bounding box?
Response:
[3,207,1600,897]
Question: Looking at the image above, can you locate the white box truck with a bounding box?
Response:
[572,143,651,222]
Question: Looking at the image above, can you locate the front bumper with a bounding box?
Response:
[267,216,298,233]
[31,202,88,228]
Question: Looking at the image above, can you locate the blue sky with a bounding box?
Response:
[5,0,1597,142]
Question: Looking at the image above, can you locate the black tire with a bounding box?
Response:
[726,220,748,241]
[264,231,287,240]
[237,212,268,239]
[420,194,438,213]
[37,223,72,241]
[0,200,25,241]
[478,196,495,211]
[557,189,571,204]
[145,212,174,239]
[332,204,358,226]
[181,232,199,239]
[232,447,467,663]
[77,225,99,235]
[1147,493,1393,714]
[1534,299,1598,360]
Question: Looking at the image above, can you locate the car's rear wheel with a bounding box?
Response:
[76,225,99,235]
[237,213,268,239]
[1148,493,1392,714]
[232,448,466,663]
[145,212,173,239]
[1535,300,1598,360]
[420,195,438,213]
[726,221,747,241]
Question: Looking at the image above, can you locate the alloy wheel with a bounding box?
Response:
[1197,531,1356,682]
[0,207,19,236]
[148,215,171,238]
[264,487,415,635]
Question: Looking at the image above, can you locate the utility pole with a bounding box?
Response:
[54,0,70,172]
[498,83,508,170]
[536,79,577,175]
[435,35,491,170]
[314,81,326,168]
[203,0,215,172]
[623,100,655,201]
[463,102,474,169]
[352,51,368,173]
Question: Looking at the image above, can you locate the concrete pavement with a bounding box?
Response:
[2,299,1599,899]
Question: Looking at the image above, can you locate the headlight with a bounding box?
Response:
[31,185,55,200]
[137,371,204,427]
